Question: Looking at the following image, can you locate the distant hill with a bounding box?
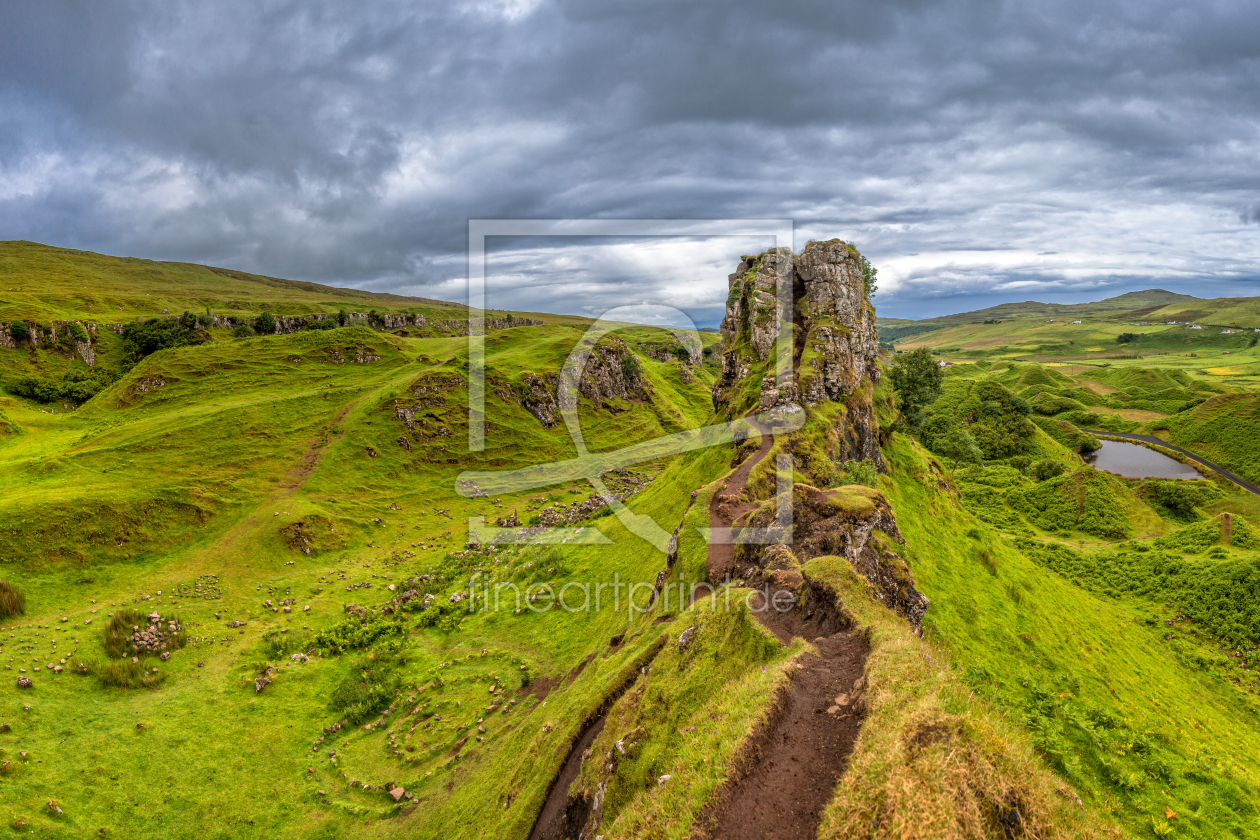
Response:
[878,289,1198,331]
[0,240,468,323]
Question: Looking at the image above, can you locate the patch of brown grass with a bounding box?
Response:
[0,580,25,619]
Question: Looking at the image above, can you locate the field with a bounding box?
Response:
[1,243,1259,838]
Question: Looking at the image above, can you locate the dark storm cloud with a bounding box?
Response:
[2,0,1259,321]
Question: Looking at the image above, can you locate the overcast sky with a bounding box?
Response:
[3,1,1260,323]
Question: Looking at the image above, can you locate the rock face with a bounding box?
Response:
[735,484,930,630]
[713,240,879,413]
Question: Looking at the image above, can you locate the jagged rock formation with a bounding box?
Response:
[514,337,655,428]
[713,240,879,414]
[0,320,99,366]
[571,338,644,409]
[713,242,928,626]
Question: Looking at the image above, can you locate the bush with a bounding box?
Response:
[68,322,89,343]
[620,352,642,386]
[8,321,31,345]
[1007,455,1033,473]
[121,313,208,360]
[3,366,118,405]
[1032,459,1065,481]
[0,580,26,619]
[311,613,407,654]
[232,324,256,337]
[252,311,276,335]
[1116,333,1138,344]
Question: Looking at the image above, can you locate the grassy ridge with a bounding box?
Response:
[1153,393,1260,484]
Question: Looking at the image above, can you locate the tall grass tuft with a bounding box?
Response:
[91,658,167,690]
[0,580,25,619]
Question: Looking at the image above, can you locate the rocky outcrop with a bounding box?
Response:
[713,240,879,412]
[0,321,99,366]
[574,338,644,408]
[512,339,646,428]
[735,484,930,630]
[712,240,883,464]
[518,373,560,427]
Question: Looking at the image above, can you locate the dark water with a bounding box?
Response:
[1083,440,1203,480]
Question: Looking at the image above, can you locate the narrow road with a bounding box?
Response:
[1079,429,1260,497]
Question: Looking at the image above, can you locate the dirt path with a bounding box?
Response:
[528,715,609,840]
[698,416,870,840]
[701,633,869,840]
[702,418,774,586]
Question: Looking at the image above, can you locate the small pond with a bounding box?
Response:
[1083,440,1203,480]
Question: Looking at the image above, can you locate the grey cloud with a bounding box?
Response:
[1,0,1259,320]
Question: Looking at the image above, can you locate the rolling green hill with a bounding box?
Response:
[1,244,1259,839]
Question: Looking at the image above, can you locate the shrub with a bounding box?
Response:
[620,351,642,386]
[121,314,208,360]
[3,366,118,405]
[68,322,89,343]
[232,324,256,337]
[1032,459,1065,481]
[252,311,276,335]
[0,580,26,619]
[92,658,167,690]
[311,613,407,654]
[8,321,31,345]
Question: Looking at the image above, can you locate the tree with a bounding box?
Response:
[337,309,348,327]
[889,347,943,428]
[9,321,31,346]
[253,311,276,335]
[935,426,983,472]
[1116,333,1138,344]
[860,255,878,299]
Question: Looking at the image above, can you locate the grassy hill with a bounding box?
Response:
[1,246,1259,838]
[880,288,1260,385]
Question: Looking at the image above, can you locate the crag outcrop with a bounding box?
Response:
[712,241,929,628]
[713,240,880,415]
[734,484,930,630]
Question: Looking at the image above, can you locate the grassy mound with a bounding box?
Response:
[1007,467,1136,539]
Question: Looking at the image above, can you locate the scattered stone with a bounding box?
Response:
[658,775,672,787]
[16,676,32,689]
[678,626,696,651]
[389,787,406,802]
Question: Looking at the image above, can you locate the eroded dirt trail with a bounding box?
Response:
[703,633,869,840]
[699,419,870,840]
[703,419,774,586]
